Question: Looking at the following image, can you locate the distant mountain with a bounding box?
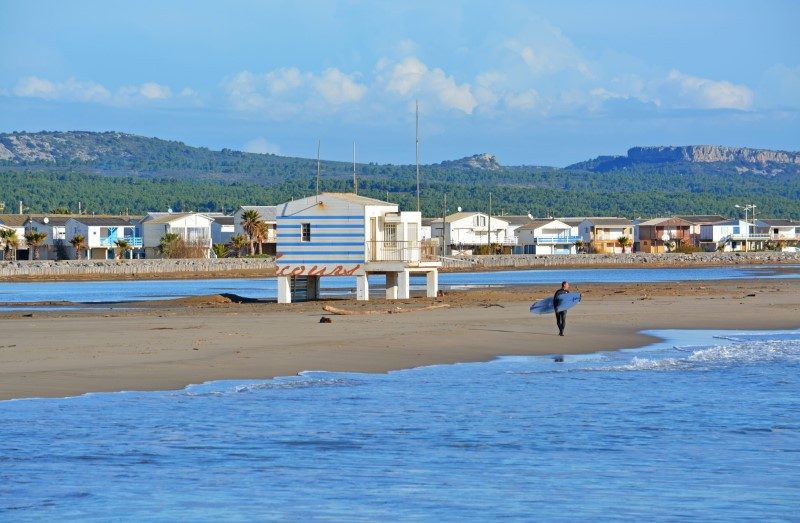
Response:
[1,131,799,219]
[568,145,800,176]
[439,153,502,171]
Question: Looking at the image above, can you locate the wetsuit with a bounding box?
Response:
[554,288,569,336]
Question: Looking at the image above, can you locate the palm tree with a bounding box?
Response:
[1,229,19,261]
[617,236,631,253]
[114,239,132,259]
[212,243,230,258]
[24,230,48,260]
[69,234,87,260]
[230,234,248,258]
[240,209,262,256]
[574,239,585,254]
[159,232,182,258]
[253,221,270,255]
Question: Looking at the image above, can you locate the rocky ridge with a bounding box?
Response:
[438,153,501,171]
[570,145,800,174]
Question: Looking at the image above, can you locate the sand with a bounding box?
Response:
[1,278,798,400]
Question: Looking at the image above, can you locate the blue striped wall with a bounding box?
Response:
[276,214,366,267]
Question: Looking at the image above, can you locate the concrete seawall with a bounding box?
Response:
[442,251,800,269]
[1,252,798,279]
[0,258,276,279]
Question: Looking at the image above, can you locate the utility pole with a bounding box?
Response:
[488,192,492,252]
[441,194,447,257]
[353,141,358,195]
[416,100,420,212]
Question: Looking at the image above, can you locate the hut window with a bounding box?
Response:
[301,223,311,242]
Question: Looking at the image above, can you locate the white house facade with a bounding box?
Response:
[429,212,511,255]
[699,220,768,251]
[65,216,142,259]
[140,212,213,258]
[516,219,581,255]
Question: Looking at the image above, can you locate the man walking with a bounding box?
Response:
[554,281,570,336]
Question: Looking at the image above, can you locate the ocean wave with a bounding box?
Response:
[183,376,363,396]
[593,339,800,373]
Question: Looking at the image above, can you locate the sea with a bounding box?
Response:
[2,329,799,520]
[0,265,797,305]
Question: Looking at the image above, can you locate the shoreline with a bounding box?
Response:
[1,278,799,400]
[1,252,798,282]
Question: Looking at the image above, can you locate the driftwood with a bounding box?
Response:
[322,303,450,316]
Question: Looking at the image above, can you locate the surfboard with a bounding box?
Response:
[529,292,582,315]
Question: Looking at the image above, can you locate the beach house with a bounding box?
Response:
[578,218,635,253]
[140,212,213,258]
[699,219,768,252]
[429,212,511,255]
[637,217,694,253]
[275,192,440,303]
[65,216,142,259]
[0,215,31,258]
[516,219,581,254]
[758,219,800,250]
[675,215,726,246]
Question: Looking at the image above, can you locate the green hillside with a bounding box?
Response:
[1,132,798,219]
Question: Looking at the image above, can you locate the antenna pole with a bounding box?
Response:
[353,141,357,195]
[488,192,492,252]
[316,140,321,200]
[416,100,420,212]
[441,193,447,257]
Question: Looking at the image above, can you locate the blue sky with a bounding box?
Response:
[1,0,798,166]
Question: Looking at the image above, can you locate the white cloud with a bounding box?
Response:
[14,76,111,102]
[384,56,477,114]
[244,137,280,155]
[386,57,427,95]
[139,82,171,100]
[12,76,184,106]
[505,24,592,78]
[223,67,364,117]
[264,68,307,94]
[664,69,753,110]
[314,68,367,104]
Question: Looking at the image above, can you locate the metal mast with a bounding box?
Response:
[353,141,358,195]
[416,100,420,212]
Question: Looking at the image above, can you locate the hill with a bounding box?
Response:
[1,131,799,219]
[568,145,800,176]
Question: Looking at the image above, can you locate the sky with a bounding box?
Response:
[1,0,798,166]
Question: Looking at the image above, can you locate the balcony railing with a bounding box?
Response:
[99,236,143,247]
[366,240,439,263]
[534,235,582,245]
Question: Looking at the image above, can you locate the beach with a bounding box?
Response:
[1,277,798,400]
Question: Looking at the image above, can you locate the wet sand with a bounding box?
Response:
[1,279,798,400]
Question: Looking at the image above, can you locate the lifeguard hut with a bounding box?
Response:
[275,192,441,303]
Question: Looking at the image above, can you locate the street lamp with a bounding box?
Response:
[734,204,757,252]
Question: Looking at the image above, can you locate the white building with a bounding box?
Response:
[140,212,213,258]
[65,216,142,259]
[699,219,767,251]
[516,219,581,255]
[275,192,440,303]
[209,215,235,246]
[429,212,511,255]
[759,219,800,247]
